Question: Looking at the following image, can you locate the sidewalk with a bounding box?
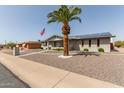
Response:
[0,52,122,88]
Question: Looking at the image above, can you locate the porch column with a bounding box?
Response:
[47,41,49,50]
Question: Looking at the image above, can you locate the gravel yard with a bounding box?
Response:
[21,53,124,87]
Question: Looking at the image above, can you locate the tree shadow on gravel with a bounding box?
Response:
[72,51,100,57]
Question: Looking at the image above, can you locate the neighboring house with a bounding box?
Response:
[16,41,41,49]
[41,32,115,52]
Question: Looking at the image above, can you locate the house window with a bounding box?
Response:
[97,39,100,47]
[82,40,84,47]
[89,40,91,47]
[54,41,56,47]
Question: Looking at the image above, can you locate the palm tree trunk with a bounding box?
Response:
[63,34,69,56]
[62,22,70,56]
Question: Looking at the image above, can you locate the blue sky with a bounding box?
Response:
[0,5,124,44]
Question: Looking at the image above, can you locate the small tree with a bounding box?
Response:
[5,42,16,49]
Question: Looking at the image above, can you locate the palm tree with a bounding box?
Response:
[47,5,82,56]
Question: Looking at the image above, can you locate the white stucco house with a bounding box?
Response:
[41,32,115,52]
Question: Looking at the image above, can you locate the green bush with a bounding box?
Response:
[114,41,124,48]
[83,48,89,52]
[5,42,16,49]
[98,48,104,52]
[52,48,64,51]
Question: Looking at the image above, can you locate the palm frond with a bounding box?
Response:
[69,7,82,18]
[47,12,53,18]
[47,5,82,24]
[69,16,81,23]
[47,17,57,24]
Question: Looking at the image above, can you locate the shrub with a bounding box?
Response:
[52,48,64,51]
[114,41,124,48]
[98,48,104,52]
[5,42,16,49]
[83,48,89,52]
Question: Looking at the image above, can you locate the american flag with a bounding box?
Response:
[40,28,45,36]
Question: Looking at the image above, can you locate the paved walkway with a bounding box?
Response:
[0,52,121,88]
[0,63,29,88]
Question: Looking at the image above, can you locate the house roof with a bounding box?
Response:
[17,41,41,44]
[69,32,113,39]
[42,32,114,42]
[46,35,63,41]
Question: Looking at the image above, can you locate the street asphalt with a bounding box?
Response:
[0,63,30,88]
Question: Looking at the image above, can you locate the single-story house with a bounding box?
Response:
[41,32,115,52]
[16,41,41,49]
